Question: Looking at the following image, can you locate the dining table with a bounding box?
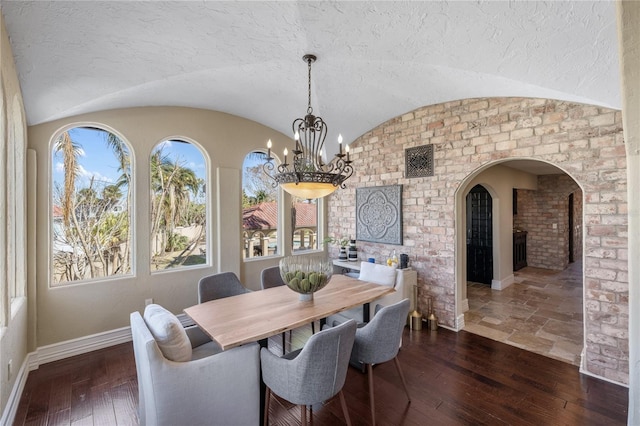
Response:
[184,273,394,350]
[183,273,395,423]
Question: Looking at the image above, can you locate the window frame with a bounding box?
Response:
[0,78,7,326]
[8,94,26,301]
[242,149,282,262]
[48,123,136,287]
[149,136,210,274]
[291,197,322,255]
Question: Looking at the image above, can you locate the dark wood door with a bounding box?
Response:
[466,185,493,284]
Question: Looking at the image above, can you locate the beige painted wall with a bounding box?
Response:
[27,106,319,347]
[0,13,29,419]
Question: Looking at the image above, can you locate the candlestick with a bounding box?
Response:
[283,147,288,165]
[345,144,350,162]
[294,131,301,152]
[267,139,272,159]
[338,134,343,155]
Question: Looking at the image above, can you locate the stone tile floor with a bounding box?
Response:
[464,260,583,366]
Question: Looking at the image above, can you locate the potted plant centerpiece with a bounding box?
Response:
[279,255,333,301]
[323,235,350,261]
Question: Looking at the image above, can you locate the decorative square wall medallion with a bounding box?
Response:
[405,144,434,178]
[356,185,403,245]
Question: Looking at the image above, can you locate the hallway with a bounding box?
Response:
[464,261,583,366]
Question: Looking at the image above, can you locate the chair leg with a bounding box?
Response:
[264,387,271,426]
[393,356,411,402]
[367,363,376,426]
[339,390,352,426]
[301,404,307,426]
[281,331,286,355]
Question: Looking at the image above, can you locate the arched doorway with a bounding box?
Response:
[456,159,584,366]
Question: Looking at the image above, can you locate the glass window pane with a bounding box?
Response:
[150,139,207,271]
[293,198,318,252]
[51,126,133,285]
[242,151,278,259]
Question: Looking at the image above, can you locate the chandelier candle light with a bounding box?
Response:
[263,54,354,199]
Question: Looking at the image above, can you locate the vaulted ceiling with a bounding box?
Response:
[2,1,620,155]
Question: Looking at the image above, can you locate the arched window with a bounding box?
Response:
[0,80,6,324]
[9,95,26,298]
[51,126,133,286]
[150,139,208,271]
[242,151,278,259]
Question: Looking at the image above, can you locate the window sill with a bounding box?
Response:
[243,255,283,263]
[11,296,26,320]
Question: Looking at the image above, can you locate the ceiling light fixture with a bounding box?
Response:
[263,54,353,199]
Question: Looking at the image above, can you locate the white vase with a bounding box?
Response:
[338,247,348,260]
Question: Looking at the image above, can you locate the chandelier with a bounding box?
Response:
[263,54,353,199]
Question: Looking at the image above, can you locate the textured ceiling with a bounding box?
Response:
[2,1,620,156]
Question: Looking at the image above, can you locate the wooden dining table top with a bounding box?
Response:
[184,273,394,350]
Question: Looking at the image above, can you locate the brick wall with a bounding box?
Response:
[514,175,582,270]
[328,98,628,384]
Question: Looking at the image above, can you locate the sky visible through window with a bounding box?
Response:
[52,128,206,188]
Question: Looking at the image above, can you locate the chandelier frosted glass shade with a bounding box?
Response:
[262,54,353,199]
[281,181,338,199]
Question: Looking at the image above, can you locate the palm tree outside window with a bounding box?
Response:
[51,126,133,286]
[150,139,208,271]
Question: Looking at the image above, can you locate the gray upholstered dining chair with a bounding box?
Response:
[198,271,251,303]
[350,298,411,426]
[260,265,286,290]
[131,304,260,426]
[260,319,357,426]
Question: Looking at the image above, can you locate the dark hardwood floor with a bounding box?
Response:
[14,325,628,425]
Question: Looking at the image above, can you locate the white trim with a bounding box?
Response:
[579,364,628,388]
[32,325,132,369]
[29,313,193,369]
[576,347,627,387]
[437,323,458,332]
[455,314,465,331]
[491,274,514,290]
[1,352,34,426]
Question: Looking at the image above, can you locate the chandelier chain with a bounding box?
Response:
[307,57,313,115]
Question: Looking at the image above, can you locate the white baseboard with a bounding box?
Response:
[1,352,34,426]
[491,274,514,291]
[32,326,132,369]
[455,313,465,331]
[579,364,628,388]
[29,313,194,371]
